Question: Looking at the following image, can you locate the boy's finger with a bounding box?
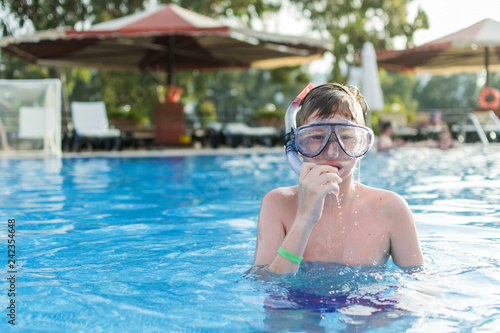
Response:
[314,164,339,177]
[299,162,316,179]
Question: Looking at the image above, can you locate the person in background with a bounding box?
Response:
[418,110,446,141]
[377,121,405,152]
[433,126,459,150]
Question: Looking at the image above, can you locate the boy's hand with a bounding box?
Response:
[296,162,341,227]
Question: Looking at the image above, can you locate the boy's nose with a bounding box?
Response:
[322,134,340,159]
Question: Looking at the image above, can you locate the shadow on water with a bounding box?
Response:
[245,262,425,332]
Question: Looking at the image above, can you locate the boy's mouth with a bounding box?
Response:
[320,162,341,172]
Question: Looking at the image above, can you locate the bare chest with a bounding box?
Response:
[290,209,390,266]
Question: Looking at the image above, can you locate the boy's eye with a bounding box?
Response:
[341,135,354,141]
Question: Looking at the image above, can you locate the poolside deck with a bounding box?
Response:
[0,145,285,159]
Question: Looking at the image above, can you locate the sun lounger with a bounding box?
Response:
[70,101,121,151]
[18,106,46,149]
[223,122,278,147]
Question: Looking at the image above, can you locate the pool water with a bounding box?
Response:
[1,145,500,332]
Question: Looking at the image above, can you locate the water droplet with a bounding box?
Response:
[354,221,359,226]
[354,211,358,214]
[350,257,353,260]
[372,260,378,266]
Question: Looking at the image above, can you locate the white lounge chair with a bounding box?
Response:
[223,122,278,148]
[70,101,121,151]
[18,106,46,149]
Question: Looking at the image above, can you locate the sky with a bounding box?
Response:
[407,0,500,47]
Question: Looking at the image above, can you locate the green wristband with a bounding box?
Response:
[277,246,303,264]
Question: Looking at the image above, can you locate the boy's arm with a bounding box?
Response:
[387,194,424,268]
[254,163,340,274]
[252,188,315,274]
[253,189,286,266]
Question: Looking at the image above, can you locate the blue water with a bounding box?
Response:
[1,146,500,332]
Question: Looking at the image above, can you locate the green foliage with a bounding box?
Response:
[198,99,218,125]
[0,55,48,79]
[65,68,102,102]
[165,0,281,23]
[99,70,160,120]
[175,66,311,125]
[0,0,281,35]
[380,69,418,111]
[1,0,146,33]
[413,73,480,109]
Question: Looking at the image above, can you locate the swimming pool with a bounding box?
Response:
[1,145,500,331]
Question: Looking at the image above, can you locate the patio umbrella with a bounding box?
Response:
[349,42,384,127]
[360,42,384,111]
[0,4,329,86]
[376,18,500,86]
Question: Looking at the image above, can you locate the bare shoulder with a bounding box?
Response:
[263,185,298,205]
[356,183,412,220]
[259,185,298,228]
[355,184,423,267]
[356,182,407,203]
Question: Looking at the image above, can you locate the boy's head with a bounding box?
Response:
[297,83,366,127]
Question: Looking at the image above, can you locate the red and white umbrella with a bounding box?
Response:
[0,4,329,85]
[376,18,500,84]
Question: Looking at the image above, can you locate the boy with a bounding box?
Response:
[253,83,424,274]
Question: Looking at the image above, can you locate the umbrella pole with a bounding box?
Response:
[166,36,173,87]
[485,46,490,87]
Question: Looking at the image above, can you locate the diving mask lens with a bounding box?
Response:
[295,125,331,157]
[295,124,373,158]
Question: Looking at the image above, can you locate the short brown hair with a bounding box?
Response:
[297,83,366,126]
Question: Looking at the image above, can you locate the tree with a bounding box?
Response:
[0,0,280,34]
[380,69,418,111]
[413,73,480,109]
[287,0,429,81]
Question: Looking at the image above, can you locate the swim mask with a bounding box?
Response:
[293,122,374,158]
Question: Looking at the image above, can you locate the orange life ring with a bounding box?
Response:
[478,87,500,109]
